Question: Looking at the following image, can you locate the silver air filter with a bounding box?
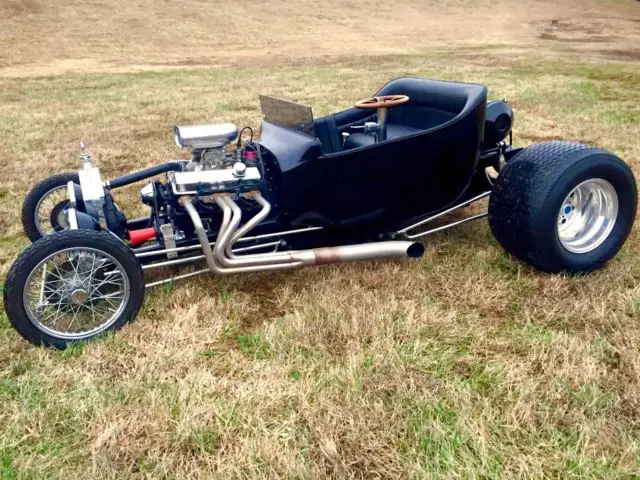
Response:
[174,123,238,149]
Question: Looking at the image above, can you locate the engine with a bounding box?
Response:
[139,122,266,249]
[170,123,262,194]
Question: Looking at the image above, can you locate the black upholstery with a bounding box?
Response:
[342,124,422,150]
[314,115,342,155]
[342,133,374,150]
[314,78,487,154]
[377,78,484,121]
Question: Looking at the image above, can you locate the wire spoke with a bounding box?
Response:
[24,247,130,338]
[35,186,68,235]
[101,296,121,309]
[39,301,65,326]
[89,276,125,295]
[89,291,124,301]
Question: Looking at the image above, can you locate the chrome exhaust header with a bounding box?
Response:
[178,193,423,276]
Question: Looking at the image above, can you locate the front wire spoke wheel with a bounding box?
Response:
[35,185,69,237]
[22,172,79,242]
[4,230,144,348]
[23,248,130,340]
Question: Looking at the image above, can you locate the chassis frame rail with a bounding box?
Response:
[395,191,490,240]
[141,190,491,288]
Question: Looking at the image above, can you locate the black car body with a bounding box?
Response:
[6,76,635,349]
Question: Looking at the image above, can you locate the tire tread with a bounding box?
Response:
[488,141,636,273]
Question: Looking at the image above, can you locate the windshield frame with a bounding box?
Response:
[259,95,315,137]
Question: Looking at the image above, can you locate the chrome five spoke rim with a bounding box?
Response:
[23,247,130,340]
[557,178,618,254]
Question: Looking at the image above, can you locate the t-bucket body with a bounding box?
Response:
[259,78,489,229]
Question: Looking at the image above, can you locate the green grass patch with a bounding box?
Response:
[237,334,272,359]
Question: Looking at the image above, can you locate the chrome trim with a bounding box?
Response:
[145,268,210,288]
[134,226,323,259]
[174,123,238,149]
[237,226,324,243]
[78,167,105,202]
[170,167,261,195]
[214,195,298,267]
[175,195,421,276]
[142,253,205,270]
[67,181,76,206]
[141,241,281,271]
[181,196,301,274]
[66,181,78,230]
[377,107,389,142]
[142,193,422,287]
[66,209,79,230]
[228,192,271,251]
[234,241,282,253]
[397,191,491,236]
[405,212,488,240]
[160,223,178,259]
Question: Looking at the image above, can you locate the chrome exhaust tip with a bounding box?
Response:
[310,241,425,265]
[407,242,425,258]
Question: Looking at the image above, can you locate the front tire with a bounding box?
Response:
[3,230,145,349]
[22,172,79,242]
[488,141,637,273]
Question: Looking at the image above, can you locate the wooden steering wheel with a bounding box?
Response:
[355,94,409,109]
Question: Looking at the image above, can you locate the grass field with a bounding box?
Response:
[1,0,640,478]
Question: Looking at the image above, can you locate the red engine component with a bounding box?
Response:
[242,149,257,161]
[128,227,156,246]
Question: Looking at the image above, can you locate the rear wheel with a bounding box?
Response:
[3,230,145,349]
[488,141,637,273]
[22,172,79,242]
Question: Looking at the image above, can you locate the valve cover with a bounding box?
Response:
[171,167,261,194]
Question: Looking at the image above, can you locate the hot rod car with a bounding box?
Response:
[4,78,637,348]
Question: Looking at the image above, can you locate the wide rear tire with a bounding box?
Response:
[488,141,637,273]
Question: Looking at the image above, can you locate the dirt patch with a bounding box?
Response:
[0,0,43,17]
[598,49,640,61]
[232,278,294,331]
[536,17,625,43]
[538,32,618,43]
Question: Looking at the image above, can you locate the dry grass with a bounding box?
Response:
[1,0,640,478]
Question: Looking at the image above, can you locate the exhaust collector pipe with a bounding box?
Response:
[180,196,298,275]
[310,241,425,265]
[218,194,424,264]
[179,194,423,275]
